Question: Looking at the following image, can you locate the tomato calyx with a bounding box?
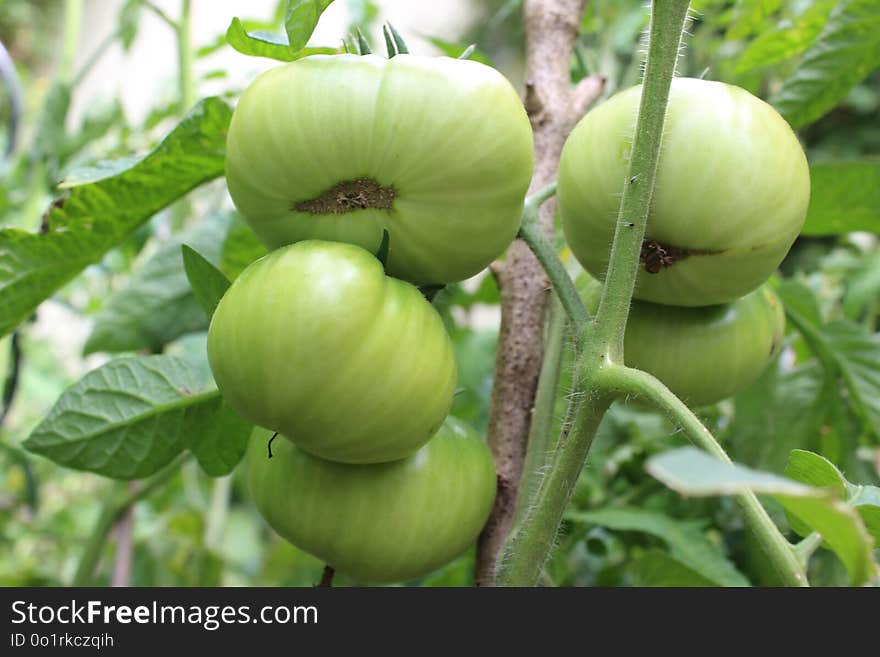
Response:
[294,177,396,215]
[639,239,721,274]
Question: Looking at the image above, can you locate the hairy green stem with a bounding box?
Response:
[793,532,823,569]
[518,186,590,333]
[496,393,612,585]
[496,0,691,587]
[514,294,568,527]
[591,0,690,363]
[598,365,808,587]
[73,456,187,586]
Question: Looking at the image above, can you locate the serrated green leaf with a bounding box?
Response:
[567,507,750,586]
[23,355,251,479]
[803,161,880,236]
[629,549,716,587]
[83,214,231,355]
[285,1,335,52]
[735,0,836,74]
[772,0,880,129]
[727,358,827,471]
[182,245,231,318]
[0,97,231,339]
[823,321,880,439]
[842,250,880,321]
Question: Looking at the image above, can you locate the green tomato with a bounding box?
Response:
[584,281,785,406]
[225,54,534,286]
[247,417,497,584]
[207,240,456,464]
[559,78,810,307]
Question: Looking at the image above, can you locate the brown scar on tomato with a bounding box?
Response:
[639,239,721,274]
[294,178,396,215]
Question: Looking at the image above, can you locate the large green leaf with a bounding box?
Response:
[24,355,250,479]
[727,0,782,41]
[803,161,880,236]
[772,0,880,129]
[647,447,878,585]
[0,97,231,339]
[779,282,880,442]
[735,0,836,74]
[225,17,338,62]
[629,549,716,587]
[285,0,336,52]
[83,214,231,355]
[785,449,880,543]
[726,359,827,471]
[567,507,750,586]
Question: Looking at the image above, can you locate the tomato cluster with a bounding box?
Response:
[211,52,538,584]
[563,78,809,405]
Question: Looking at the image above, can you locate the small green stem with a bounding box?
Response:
[496,393,612,585]
[793,532,823,568]
[597,365,808,587]
[514,294,568,527]
[591,0,691,363]
[177,0,195,113]
[59,0,84,82]
[72,456,187,586]
[139,0,178,30]
[518,186,590,333]
[204,474,232,550]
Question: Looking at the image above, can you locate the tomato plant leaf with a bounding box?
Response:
[182,244,231,319]
[802,161,880,236]
[567,507,750,587]
[23,355,251,479]
[646,447,823,498]
[285,1,335,52]
[84,214,231,355]
[629,549,716,587]
[727,359,827,471]
[0,97,231,339]
[647,446,879,585]
[225,17,337,61]
[735,0,836,74]
[727,0,782,41]
[772,0,880,129]
[785,450,880,543]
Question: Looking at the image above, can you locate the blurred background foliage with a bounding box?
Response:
[0,0,878,587]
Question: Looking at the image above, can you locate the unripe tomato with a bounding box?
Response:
[225,54,534,286]
[559,78,810,307]
[583,281,786,406]
[247,418,497,584]
[207,240,456,464]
